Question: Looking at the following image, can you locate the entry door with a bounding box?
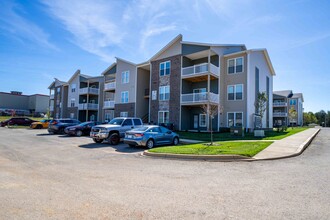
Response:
[193,115,199,129]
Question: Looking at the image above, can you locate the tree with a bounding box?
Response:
[254,92,268,128]
[315,110,326,126]
[201,104,222,145]
[288,106,297,127]
[303,112,317,126]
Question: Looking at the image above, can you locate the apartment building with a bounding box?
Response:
[48,71,104,121]
[148,35,275,131]
[273,90,304,126]
[49,34,277,131]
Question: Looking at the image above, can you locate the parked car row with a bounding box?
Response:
[0,117,180,149]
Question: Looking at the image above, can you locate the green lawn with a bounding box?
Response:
[177,127,308,142]
[149,141,273,157]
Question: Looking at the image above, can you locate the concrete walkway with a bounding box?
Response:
[253,128,320,160]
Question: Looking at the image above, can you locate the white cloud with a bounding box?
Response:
[0,1,57,50]
[41,0,123,62]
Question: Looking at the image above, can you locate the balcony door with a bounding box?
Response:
[193,115,199,129]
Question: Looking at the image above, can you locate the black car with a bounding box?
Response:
[0,117,37,127]
[48,119,81,134]
[64,121,101,136]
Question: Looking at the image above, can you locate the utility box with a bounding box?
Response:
[230,126,244,137]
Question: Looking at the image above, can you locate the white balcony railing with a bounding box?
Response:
[104,81,116,91]
[50,94,54,99]
[182,63,220,77]
[104,100,115,109]
[49,106,54,111]
[181,92,219,104]
[273,102,287,107]
[78,103,99,110]
[273,112,288,117]
[79,87,99,95]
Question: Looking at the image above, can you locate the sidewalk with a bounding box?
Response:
[253,128,320,160]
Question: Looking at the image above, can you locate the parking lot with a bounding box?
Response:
[1,127,330,219]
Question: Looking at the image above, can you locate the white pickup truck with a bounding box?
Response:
[90,117,143,145]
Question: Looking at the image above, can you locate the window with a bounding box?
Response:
[228,57,243,74]
[199,114,207,127]
[120,112,128,117]
[121,71,129,84]
[70,113,74,119]
[71,84,76,93]
[70,98,75,107]
[290,99,297,105]
[133,119,142,126]
[227,112,243,127]
[148,127,161,133]
[123,119,133,126]
[121,91,129,103]
[57,87,61,94]
[227,84,243,100]
[159,86,170,101]
[158,111,169,124]
[160,61,170,76]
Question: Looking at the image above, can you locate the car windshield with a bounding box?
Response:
[131,127,149,132]
[79,122,91,126]
[41,119,47,122]
[108,118,124,125]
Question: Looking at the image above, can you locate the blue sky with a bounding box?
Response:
[0,0,329,112]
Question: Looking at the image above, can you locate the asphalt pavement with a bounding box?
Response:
[0,127,329,219]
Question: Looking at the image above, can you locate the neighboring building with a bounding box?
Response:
[48,78,68,119]
[273,90,304,126]
[48,34,277,131]
[0,91,49,115]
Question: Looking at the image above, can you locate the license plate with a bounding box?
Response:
[127,135,133,138]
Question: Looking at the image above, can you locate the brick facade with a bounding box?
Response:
[114,103,135,117]
[150,54,181,130]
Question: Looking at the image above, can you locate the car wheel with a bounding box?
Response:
[146,139,154,149]
[173,137,179,145]
[109,133,120,145]
[59,128,65,134]
[36,124,42,129]
[76,130,83,137]
[93,138,103,143]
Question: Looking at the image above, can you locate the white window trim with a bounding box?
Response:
[227,56,244,74]
[71,84,76,93]
[121,71,130,84]
[121,91,129,103]
[120,112,128,117]
[227,112,244,127]
[227,84,244,101]
[159,61,171,76]
[158,111,169,124]
[159,85,170,101]
[70,98,75,107]
[199,114,207,127]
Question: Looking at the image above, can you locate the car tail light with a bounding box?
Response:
[134,133,144,137]
[52,121,58,125]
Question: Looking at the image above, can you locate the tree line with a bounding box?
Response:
[303,110,330,127]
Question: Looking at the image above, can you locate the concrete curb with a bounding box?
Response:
[142,128,321,162]
[253,128,321,161]
[142,151,253,161]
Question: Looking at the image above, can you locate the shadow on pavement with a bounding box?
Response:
[79,142,145,153]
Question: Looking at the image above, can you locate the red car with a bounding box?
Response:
[0,117,37,127]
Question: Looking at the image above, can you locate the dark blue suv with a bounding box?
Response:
[48,119,81,134]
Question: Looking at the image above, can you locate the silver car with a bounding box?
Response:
[124,125,179,149]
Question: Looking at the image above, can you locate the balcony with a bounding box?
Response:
[181,92,219,105]
[273,102,287,107]
[182,63,220,79]
[78,103,99,110]
[50,94,54,99]
[104,100,115,109]
[273,112,288,117]
[104,81,116,91]
[49,106,54,111]
[79,87,99,95]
